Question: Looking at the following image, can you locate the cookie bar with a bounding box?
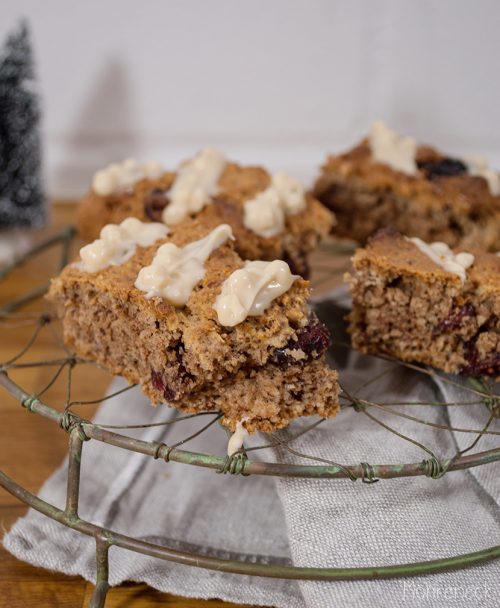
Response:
[76,151,335,277]
[48,219,339,432]
[314,122,500,251]
[347,229,500,377]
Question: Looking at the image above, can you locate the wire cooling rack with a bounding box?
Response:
[0,226,499,608]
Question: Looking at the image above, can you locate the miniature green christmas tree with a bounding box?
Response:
[0,21,45,228]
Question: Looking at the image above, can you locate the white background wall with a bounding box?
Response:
[2,0,500,197]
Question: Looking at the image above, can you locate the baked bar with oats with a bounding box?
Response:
[314,122,500,251]
[347,229,500,378]
[48,219,339,432]
[76,150,335,277]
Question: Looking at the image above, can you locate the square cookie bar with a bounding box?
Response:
[48,219,339,432]
[347,229,499,377]
[314,122,500,252]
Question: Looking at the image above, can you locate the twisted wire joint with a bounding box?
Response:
[422,457,451,479]
[360,461,379,483]
[59,410,90,442]
[217,453,249,475]
[21,395,38,412]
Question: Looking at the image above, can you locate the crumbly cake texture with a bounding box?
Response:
[48,220,339,432]
[179,358,339,433]
[314,141,500,251]
[76,162,334,277]
[347,229,500,378]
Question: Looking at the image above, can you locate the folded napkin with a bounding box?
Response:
[4,290,499,607]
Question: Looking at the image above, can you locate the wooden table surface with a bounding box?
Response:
[0,204,345,608]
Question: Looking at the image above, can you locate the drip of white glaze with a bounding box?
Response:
[227,421,249,456]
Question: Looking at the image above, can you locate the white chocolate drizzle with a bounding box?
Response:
[92,159,163,196]
[271,172,307,215]
[135,224,233,306]
[78,218,168,273]
[368,121,418,175]
[227,421,248,456]
[243,172,306,238]
[243,188,284,238]
[162,149,226,225]
[214,260,298,327]
[465,156,500,196]
[407,237,474,283]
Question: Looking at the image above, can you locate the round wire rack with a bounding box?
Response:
[1,225,499,608]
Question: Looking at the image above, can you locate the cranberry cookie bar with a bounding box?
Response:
[314,122,500,251]
[48,219,339,432]
[77,151,335,277]
[347,229,499,377]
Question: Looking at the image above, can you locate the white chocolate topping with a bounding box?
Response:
[243,172,306,238]
[214,260,298,327]
[135,224,233,306]
[271,172,306,215]
[227,421,248,456]
[92,159,163,196]
[466,156,500,196]
[78,217,168,273]
[242,188,284,238]
[368,121,418,175]
[407,237,474,283]
[162,149,226,225]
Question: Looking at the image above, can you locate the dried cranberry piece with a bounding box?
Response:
[144,188,169,221]
[273,315,331,366]
[460,341,500,377]
[174,344,195,385]
[151,370,179,401]
[151,343,195,401]
[151,370,165,392]
[162,386,177,401]
[417,157,467,180]
[437,304,475,333]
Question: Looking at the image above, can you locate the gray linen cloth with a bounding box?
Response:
[4,290,500,607]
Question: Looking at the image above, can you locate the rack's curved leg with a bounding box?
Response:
[89,536,110,608]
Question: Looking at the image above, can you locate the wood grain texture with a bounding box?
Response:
[0,203,343,607]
